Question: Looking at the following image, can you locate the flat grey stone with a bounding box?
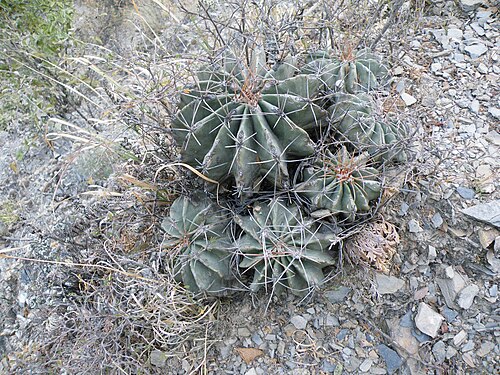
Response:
[377,344,402,374]
[290,315,308,330]
[457,284,479,309]
[375,274,405,295]
[446,346,458,359]
[252,333,263,346]
[432,341,446,364]
[465,44,488,59]
[359,358,373,372]
[477,341,495,357]
[431,213,444,228]
[471,22,485,36]
[401,92,417,106]
[447,28,463,40]
[415,302,444,338]
[408,219,423,233]
[453,330,467,346]
[325,286,351,303]
[469,100,480,114]
[488,107,500,120]
[456,186,475,200]
[462,200,500,228]
[441,306,458,322]
[460,0,487,12]
[238,327,252,337]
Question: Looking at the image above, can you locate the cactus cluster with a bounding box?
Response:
[162,46,408,297]
[172,52,327,193]
[236,200,335,295]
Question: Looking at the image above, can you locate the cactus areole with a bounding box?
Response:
[172,52,327,195]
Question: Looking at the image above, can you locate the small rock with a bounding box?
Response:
[325,286,351,303]
[478,228,499,249]
[460,0,486,12]
[447,28,463,40]
[457,284,479,309]
[290,315,308,330]
[245,368,258,375]
[441,306,458,322]
[445,266,455,279]
[471,23,485,36]
[477,62,488,74]
[377,344,402,375]
[446,346,458,359]
[150,350,167,367]
[462,200,500,228]
[408,219,423,233]
[464,44,488,59]
[469,100,480,114]
[414,287,428,300]
[462,352,476,368]
[453,330,467,346]
[252,333,263,346]
[325,314,340,327]
[375,273,405,295]
[489,284,498,298]
[401,92,417,106]
[431,62,442,73]
[462,340,474,352]
[488,107,500,120]
[456,186,475,200]
[485,130,500,146]
[359,358,373,372]
[431,213,443,228]
[432,341,446,364]
[476,341,494,357]
[238,327,252,337]
[428,245,437,260]
[393,66,404,75]
[415,302,444,338]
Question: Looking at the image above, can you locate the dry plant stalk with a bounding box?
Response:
[344,217,399,272]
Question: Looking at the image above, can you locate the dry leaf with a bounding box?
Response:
[235,347,263,364]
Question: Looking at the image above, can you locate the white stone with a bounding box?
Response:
[359,359,373,372]
[469,100,480,114]
[477,63,488,74]
[375,273,405,295]
[464,44,488,59]
[431,62,442,73]
[445,266,455,279]
[457,284,480,309]
[415,302,444,338]
[447,28,463,40]
[290,315,308,330]
[401,92,417,106]
[453,330,467,346]
[460,0,486,12]
[393,66,404,75]
[488,107,500,120]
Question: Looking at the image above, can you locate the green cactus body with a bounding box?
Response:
[330,93,408,162]
[161,195,232,295]
[172,53,327,194]
[236,199,335,295]
[296,148,381,220]
[302,49,388,94]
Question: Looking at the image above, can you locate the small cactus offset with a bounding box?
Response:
[302,48,389,94]
[236,199,335,295]
[172,51,327,194]
[296,147,381,220]
[161,195,233,295]
[329,93,408,162]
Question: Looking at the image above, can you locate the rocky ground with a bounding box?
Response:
[0,0,498,374]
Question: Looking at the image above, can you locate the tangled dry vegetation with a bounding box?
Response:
[1,0,427,373]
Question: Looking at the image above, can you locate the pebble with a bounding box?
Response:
[252,333,263,346]
[408,219,423,233]
[428,245,437,260]
[432,341,446,364]
[431,62,442,73]
[441,306,459,322]
[415,302,444,338]
[150,350,167,367]
[457,284,479,309]
[488,107,500,120]
[477,62,488,74]
[462,200,500,228]
[325,286,351,303]
[431,213,444,228]
[447,28,463,40]
[446,346,458,359]
[290,315,308,330]
[377,345,402,374]
[359,358,373,372]
[462,340,474,352]
[464,44,488,59]
[469,100,480,114]
[456,186,475,199]
[476,341,494,357]
[401,92,417,106]
[453,330,467,346]
[375,274,405,295]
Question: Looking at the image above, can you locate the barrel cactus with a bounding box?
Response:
[172,52,327,194]
[295,147,381,220]
[302,48,389,94]
[330,93,408,162]
[235,199,335,295]
[161,195,233,295]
